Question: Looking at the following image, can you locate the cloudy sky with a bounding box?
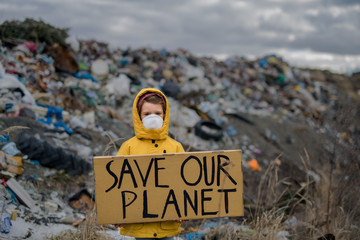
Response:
[1,0,360,74]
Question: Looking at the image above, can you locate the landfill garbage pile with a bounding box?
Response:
[0,19,360,239]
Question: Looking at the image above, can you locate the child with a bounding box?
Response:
[116,88,185,239]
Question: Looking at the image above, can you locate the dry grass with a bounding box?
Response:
[45,211,115,240]
[0,126,30,135]
[200,145,359,240]
[102,132,124,156]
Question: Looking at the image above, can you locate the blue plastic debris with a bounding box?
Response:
[74,71,98,82]
[160,48,167,57]
[181,232,205,240]
[39,55,54,65]
[37,103,73,134]
[5,189,19,206]
[226,126,238,136]
[4,103,13,111]
[270,134,277,141]
[120,58,130,67]
[0,134,9,143]
[37,103,64,122]
[30,160,41,165]
[0,216,12,233]
[54,121,74,134]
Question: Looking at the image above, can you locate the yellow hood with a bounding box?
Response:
[132,88,169,140]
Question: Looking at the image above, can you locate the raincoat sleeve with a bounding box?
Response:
[177,142,185,153]
[116,140,130,155]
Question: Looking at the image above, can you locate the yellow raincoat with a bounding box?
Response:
[117,88,184,238]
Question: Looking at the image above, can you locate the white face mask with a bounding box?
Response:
[142,114,164,129]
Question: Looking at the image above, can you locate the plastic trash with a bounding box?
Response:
[160,48,167,57]
[0,216,12,234]
[44,201,58,212]
[39,54,54,65]
[250,146,262,155]
[276,230,290,240]
[14,44,32,56]
[161,81,180,99]
[0,63,5,78]
[226,126,238,136]
[91,59,109,81]
[197,101,225,126]
[286,216,298,227]
[17,133,91,175]
[74,71,97,82]
[1,142,21,156]
[0,134,9,143]
[120,57,129,67]
[23,42,38,52]
[181,231,205,240]
[66,35,80,52]
[247,159,261,171]
[104,74,131,99]
[18,107,37,119]
[69,116,88,129]
[68,189,95,212]
[0,65,36,105]
[48,43,79,74]
[53,121,74,135]
[185,64,204,79]
[265,129,277,142]
[77,62,89,71]
[37,104,73,134]
[10,210,16,221]
[169,100,201,128]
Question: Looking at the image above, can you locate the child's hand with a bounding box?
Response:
[114,223,126,228]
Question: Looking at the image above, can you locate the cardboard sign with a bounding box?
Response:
[94,150,243,225]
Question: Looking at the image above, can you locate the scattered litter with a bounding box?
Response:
[0,18,357,240]
[1,142,21,156]
[0,216,12,233]
[247,159,262,171]
[69,189,95,212]
[17,133,91,176]
[6,178,38,211]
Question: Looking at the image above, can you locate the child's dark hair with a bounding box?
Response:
[138,93,166,115]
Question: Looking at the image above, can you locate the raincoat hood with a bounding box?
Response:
[132,88,169,140]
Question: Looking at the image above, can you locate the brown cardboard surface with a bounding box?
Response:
[94,150,243,225]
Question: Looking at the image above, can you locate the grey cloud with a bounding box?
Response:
[1,0,360,64]
[324,0,360,6]
[290,30,360,55]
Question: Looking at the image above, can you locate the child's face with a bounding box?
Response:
[140,102,164,120]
